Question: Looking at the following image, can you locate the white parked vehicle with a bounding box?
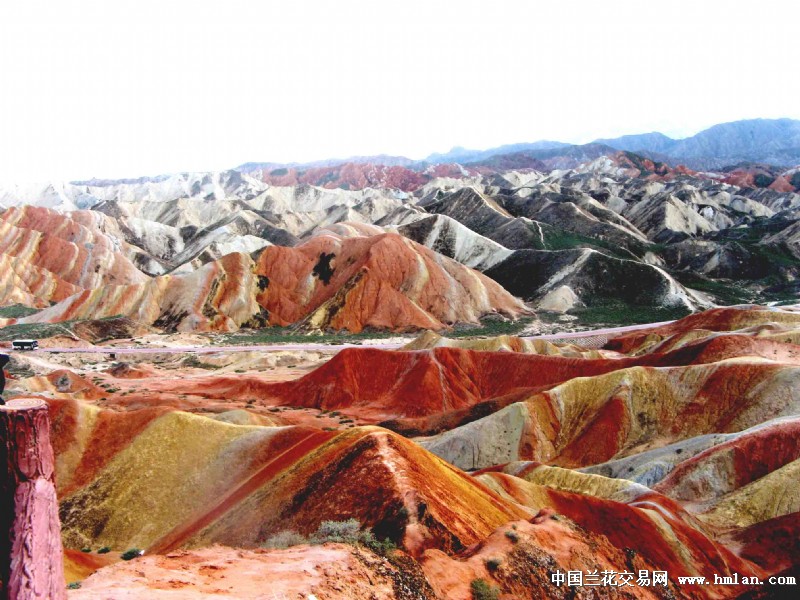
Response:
[11,339,38,351]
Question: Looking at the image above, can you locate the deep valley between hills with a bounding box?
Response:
[2,143,800,599]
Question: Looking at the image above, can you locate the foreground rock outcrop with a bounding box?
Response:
[0,399,66,600]
[69,544,437,600]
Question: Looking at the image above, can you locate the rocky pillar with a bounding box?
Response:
[0,353,9,404]
[1,398,66,600]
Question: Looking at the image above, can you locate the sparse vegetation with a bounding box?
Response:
[504,530,519,543]
[0,313,129,342]
[753,173,775,188]
[261,530,309,549]
[312,518,362,543]
[183,355,221,369]
[541,226,640,259]
[470,578,500,600]
[120,548,143,561]
[485,557,502,571]
[568,301,691,327]
[260,519,397,556]
[220,313,541,344]
[0,321,77,342]
[67,582,82,590]
[449,315,536,339]
[97,546,111,554]
[360,532,398,555]
[5,357,35,379]
[673,272,752,305]
[220,326,400,346]
[0,304,40,319]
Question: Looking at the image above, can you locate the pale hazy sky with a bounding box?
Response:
[1,0,798,181]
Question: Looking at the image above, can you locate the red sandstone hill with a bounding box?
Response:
[380,332,800,437]
[717,164,800,193]
[654,417,800,506]
[0,205,148,307]
[194,347,630,419]
[256,162,431,191]
[233,346,794,469]
[254,231,528,332]
[605,306,800,354]
[249,160,485,191]
[9,231,528,333]
[11,251,265,332]
[50,400,529,557]
[48,397,776,600]
[18,305,797,598]
[600,151,698,180]
[188,324,800,421]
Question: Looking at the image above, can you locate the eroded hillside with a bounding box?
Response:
[3,306,798,599]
